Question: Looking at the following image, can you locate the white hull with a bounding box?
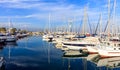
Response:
[97,57,120,68]
[6,36,16,42]
[53,38,63,43]
[63,50,82,56]
[62,41,92,50]
[63,45,87,50]
[63,41,88,45]
[87,46,98,54]
[6,38,16,42]
[42,35,53,42]
[0,36,6,43]
[98,47,120,58]
[42,38,49,41]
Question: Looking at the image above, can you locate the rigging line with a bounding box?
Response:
[80,16,83,34]
[87,14,92,35]
[104,1,115,32]
[95,14,101,35]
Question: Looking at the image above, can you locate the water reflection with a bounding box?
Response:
[98,57,120,68]
[0,57,5,70]
[1,36,120,70]
[0,44,6,70]
[48,42,50,64]
[85,54,120,70]
[62,56,88,70]
[4,42,18,60]
[0,42,18,70]
[5,42,18,47]
[0,44,5,50]
[62,51,120,70]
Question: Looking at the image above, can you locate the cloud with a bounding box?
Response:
[0,2,37,9]
[0,0,119,31]
[0,15,31,18]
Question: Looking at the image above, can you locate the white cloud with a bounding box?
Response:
[0,0,119,30]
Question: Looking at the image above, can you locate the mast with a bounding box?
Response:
[8,19,11,34]
[113,0,116,36]
[99,13,102,35]
[73,15,75,33]
[48,13,51,34]
[111,0,116,36]
[68,19,73,34]
[94,14,102,35]
[107,0,110,36]
[8,18,14,34]
[83,7,87,34]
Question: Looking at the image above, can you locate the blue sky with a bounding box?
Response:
[0,0,119,31]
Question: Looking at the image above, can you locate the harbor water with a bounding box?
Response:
[0,36,119,70]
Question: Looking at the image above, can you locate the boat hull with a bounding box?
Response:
[98,49,120,58]
[63,45,87,50]
[87,46,98,54]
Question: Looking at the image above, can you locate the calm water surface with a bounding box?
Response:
[0,36,119,70]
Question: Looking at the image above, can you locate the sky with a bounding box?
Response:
[0,0,119,32]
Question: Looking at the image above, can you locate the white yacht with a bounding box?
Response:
[42,34,53,42]
[85,37,101,54]
[87,45,99,54]
[97,57,120,68]
[98,40,120,58]
[0,34,6,43]
[62,37,99,50]
[5,35,17,42]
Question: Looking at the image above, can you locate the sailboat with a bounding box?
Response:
[62,7,98,51]
[98,40,120,58]
[97,0,120,58]
[86,13,102,54]
[0,33,6,44]
[42,13,53,42]
[5,19,17,42]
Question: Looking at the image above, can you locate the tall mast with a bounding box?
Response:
[48,13,51,34]
[113,0,116,35]
[83,7,87,34]
[99,13,102,35]
[107,0,110,36]
[68,19,73,34]
[8,18,11,33]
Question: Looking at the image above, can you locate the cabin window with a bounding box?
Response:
[113,63,116,67]
[119,48,120,50]
[118,44,120,46]
[107,43,110,45]
[114,48,116,50]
